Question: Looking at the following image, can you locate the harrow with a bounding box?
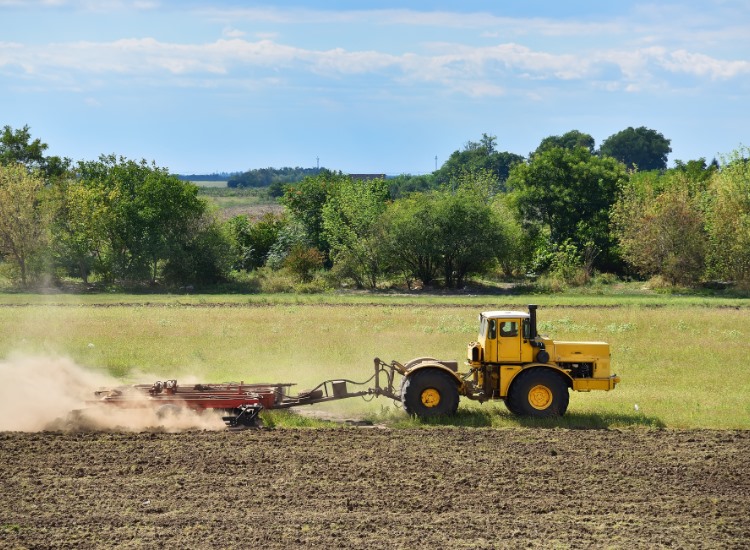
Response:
[92,358,403,427]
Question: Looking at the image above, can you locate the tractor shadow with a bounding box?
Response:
[415,407,666,429]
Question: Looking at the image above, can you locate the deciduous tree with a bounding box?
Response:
[534,130,595,156]
[507,146,627,272]
[600,126,672,171]
[612,173,707,285]
[73,155,211,284]
[49,179,102,283]
[434,133,524,192]
[706,147,750,285]
[322,176,390,288]
[382,174,506,288]
[0,163,50,285]
[0,125,69,178]
[281,170,348,257]
[380,193,442,288]
[433,186,504,288]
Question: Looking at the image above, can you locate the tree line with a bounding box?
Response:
[0,124,747,291]
[227,166,323,197]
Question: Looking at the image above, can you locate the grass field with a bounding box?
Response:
[195,186,282,219]
[189,180,228,188]
[0,293,748,430]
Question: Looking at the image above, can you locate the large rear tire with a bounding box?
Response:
[401,369,459,418]
[506,369,569,418]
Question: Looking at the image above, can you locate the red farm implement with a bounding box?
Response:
[92,360,401,427]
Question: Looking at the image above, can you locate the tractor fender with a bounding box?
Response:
[503,364,574,397]
[401,356,438,371]
[400,363,465,395]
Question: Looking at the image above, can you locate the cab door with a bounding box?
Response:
[497,319,522,362]
[483,318,498,362]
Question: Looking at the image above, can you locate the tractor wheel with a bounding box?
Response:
[401,369,459,418]
[506,369,569,418]
[504,397,522,416]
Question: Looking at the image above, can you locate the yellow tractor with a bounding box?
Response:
[94,304,619,426]
[376,305,620,418]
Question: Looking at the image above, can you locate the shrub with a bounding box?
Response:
[283,246,324,283]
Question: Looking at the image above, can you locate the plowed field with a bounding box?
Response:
[1,428,749,549]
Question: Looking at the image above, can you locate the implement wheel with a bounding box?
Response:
[401,369,459,418]
[506,369,569,418]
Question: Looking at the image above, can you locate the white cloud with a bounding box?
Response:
[1,32,747,98]
[196,6,625,37]
[661,50,750,80]
[222,27,245,39]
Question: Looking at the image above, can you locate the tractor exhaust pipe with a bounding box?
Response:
[527,304,549,362]
[528,304,538,339]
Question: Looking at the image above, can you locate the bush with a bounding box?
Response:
[245,266,330,293]
[162,219,233,285]
[225,213,286,271]
[283,246,324,283]
[225,269,263,292]
[293,275,331,293]
[591,272,620,286]
[257,268,297,293]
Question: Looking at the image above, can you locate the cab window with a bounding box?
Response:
[499,321,518,337]
[488,319,497,339]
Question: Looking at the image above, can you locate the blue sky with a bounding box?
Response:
[1,1,748,175]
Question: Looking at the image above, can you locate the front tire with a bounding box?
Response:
[401,369,459,418]
[506,369,569,417]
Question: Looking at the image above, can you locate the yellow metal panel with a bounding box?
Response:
[572,376,619,392]
[520,341,535,363]
[499,365,522,397]
[594,358,611,378]
[554,341,610,362]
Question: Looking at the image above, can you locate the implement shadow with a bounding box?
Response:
[413,408,666,429]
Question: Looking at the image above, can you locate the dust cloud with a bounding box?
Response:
[0,354,225,432]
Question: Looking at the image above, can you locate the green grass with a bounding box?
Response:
[0,294,748,429]
[197,186,278,211]
[190,180,228,188]
[0,288,748,307]
[366,407,665,429]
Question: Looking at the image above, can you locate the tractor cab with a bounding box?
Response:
[477,311,527,363]
[469,306,547,365]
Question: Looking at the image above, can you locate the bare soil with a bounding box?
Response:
[1,428,748,549]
